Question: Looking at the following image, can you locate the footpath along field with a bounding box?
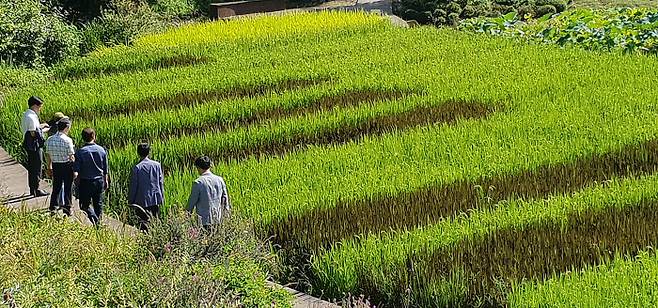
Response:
[3,11,658,306]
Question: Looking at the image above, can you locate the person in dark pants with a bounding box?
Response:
[128,143,164,231]
[73,128,108,225]
[20,96,50,197]
[45,118,75,215]
[46,112,70,208]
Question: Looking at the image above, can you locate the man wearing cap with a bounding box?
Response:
[47,112,69,207]
[20,96,50,197]
[47,112,68,137]
[45,118,75,216]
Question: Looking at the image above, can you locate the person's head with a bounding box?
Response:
[81,127,96,143]
[194,156,212,174]
[28,96,44,113]
[137,143,150,159]
[52,112,66,122]
[57,118,71,134]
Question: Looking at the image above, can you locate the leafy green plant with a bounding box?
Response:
[0,207,291,307]
[393,0,568,26]
[460,8,658,54]
[0,0,81,68]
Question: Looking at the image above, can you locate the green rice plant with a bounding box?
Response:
[4,12,658,306]
[69,76,328,120]
[409,198,658,306]
[105,95,497,220]
[508,249,658,307]
[54,11,391,80]
[86,85,408,149]
[268,138,658,252]
[312,174,658,304]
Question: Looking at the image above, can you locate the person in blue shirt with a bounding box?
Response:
[128,143,164,230]
[73,128,108,225]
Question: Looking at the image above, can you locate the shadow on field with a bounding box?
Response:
[267,138,658,251]
[105,88,413,148]
[172,99,499,169]
[409,199,658,306]
[70,76,332,120]
[58,54,213,80]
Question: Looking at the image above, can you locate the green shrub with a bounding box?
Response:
[517,4,535,18]
[535,4,557,17]
[394,0,567,25]
[536,0,566,12]
[42,0,113,23]
[147,0,216,17]
[447,1,463,14]
[149,0,196,17]
[79,0,167,54]
[459,8,658,54]
[0,207,292,307]
[0,0,80,68]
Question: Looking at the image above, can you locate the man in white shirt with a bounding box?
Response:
[45,118,75,215]
[21,96,50,197]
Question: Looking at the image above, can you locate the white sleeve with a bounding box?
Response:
[67,138,75,156]
[25,114,38,132]
[20,114,29,135]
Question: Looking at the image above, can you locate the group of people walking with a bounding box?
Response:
[20,96,231,230]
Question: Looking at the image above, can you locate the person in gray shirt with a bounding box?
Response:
[187,156,231,228]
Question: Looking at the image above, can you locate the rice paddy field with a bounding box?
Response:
[3,11,658,306]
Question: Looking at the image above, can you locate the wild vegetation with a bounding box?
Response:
[3,10,658,307]
[0,208,290,307]
[461,8,658,54]
[393,0,569,26]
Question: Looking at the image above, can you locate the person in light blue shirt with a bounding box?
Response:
[187,156,231,229]
[128,143,164,230]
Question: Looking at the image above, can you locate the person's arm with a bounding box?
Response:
[26,115,38,137]
[73,150,81,185]
[187,181,200,214]
[158,164,165,203]
[45,151,53,178]
[128,167,138,205]
[67,139,75,162]
[102,150,109,190]
[221,179,231,212]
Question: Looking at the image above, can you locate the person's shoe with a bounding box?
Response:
[32,189,49,197]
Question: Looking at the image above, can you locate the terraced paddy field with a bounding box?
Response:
[3,11,658,306]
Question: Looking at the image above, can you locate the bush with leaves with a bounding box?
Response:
[41,0,113,24]
[0,207,291,307]
[137,207,291,307]
[147,0,218,18]
[0,0,80,68]
[393,0,568,26]
[459,8,658,54]
[79,0,169,54]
